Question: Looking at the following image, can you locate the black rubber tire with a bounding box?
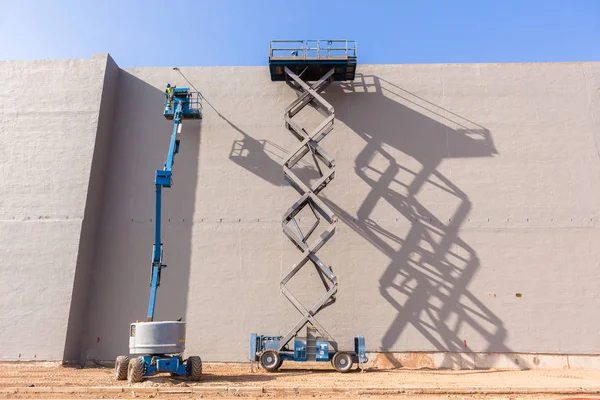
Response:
[115,356,128,380]
[260,350,281,372]
[127,358,145,384]
[331,352,353,373]
[187,356,202,381]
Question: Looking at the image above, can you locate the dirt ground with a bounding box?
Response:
[1,362,600,399]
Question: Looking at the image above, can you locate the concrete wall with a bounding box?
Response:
[2,55,600,365]
[63,55,120,363]
[0,54,118,360]
[80,61,600,363]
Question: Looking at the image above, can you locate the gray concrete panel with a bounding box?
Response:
[81,62,600,362]
[63,54,120,363]
[0,55,113,360]
[3,56,600,362]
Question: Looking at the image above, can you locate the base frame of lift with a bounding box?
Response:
[250,327,367,373]
[115,321,203,383]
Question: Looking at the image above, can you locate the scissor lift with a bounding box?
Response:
[250,40,367,373]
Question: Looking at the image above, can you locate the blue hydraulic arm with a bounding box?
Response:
[113,85,202,384]
[146,101,183,322]
[145,85,201,323]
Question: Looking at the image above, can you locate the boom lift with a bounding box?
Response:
[249,40,367,373]
[115,85,203,383]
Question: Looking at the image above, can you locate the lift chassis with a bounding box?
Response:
[250,40,367,373]
[250,332,367,373]
[115,85,203,383]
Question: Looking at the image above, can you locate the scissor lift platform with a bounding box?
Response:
[269,40,357,82]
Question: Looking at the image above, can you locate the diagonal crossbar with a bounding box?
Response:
[278,67,339,351]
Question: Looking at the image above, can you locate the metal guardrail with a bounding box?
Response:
[187,91,202,111]
[270,40,357,59]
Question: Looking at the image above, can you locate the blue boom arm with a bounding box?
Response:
[144,85,201,322]
[146,101,184,322]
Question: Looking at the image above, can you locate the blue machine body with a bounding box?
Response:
[354,335,368,364]
[294,338,307,361]
[139,85,202,377]
[141,355,188,377]
[315,339,329,361]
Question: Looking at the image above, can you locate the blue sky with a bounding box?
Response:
[1,0,598,67]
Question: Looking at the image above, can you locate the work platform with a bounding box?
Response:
[163,87,202,120]
[269,40,357,82]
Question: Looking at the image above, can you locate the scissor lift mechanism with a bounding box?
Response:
[115,86,203,383]
[250,40,367,373]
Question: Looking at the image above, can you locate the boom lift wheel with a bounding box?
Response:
[331,352,353,373]
[187,356,203,380]
[260,350,281,372]
[115,356,129,380]
[127,358,145,384]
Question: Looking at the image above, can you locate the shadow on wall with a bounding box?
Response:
[80,72,201,362]
[230,134,321,186]
[328,75,506,368]
[228,73,527,369]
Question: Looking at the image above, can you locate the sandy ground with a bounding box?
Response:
[1,362,600,399]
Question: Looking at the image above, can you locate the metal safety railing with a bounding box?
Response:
[269,40,357,59]
[188,91,203,110]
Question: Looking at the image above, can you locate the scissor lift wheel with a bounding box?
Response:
[331,352,353,373]
[260,350,281,372]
